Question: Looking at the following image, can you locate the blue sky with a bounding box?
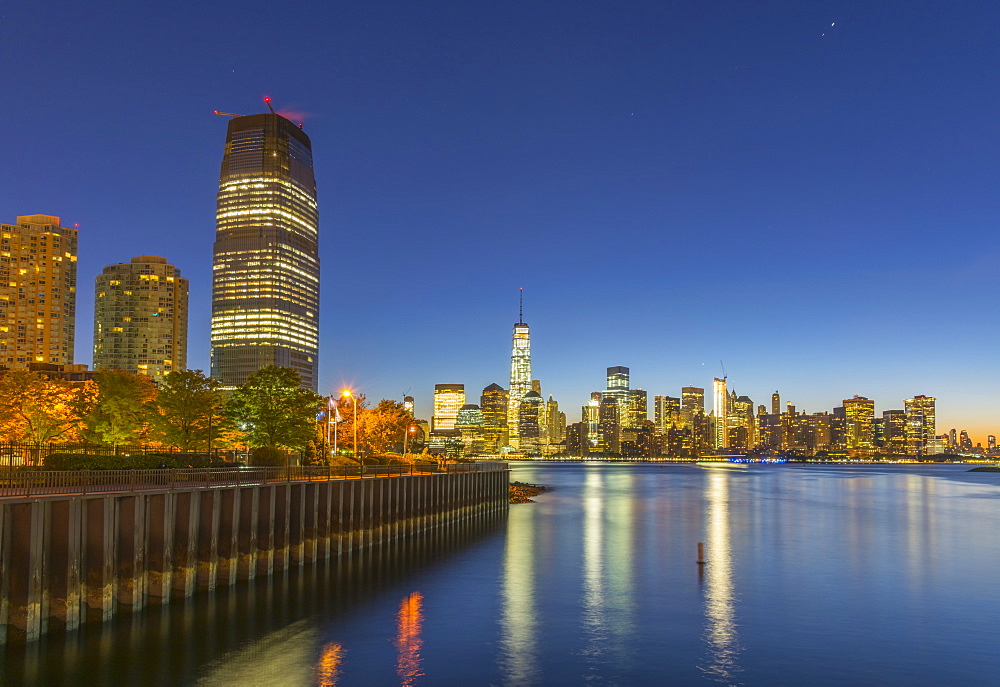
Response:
[4,1,999,439]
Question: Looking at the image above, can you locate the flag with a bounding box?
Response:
[335,408,343,422]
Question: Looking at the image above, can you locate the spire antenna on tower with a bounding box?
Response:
[519,288,524,324]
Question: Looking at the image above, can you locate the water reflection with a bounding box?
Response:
[701,470,742,683]
[581,468,607,672]
[500,501,539,685]
[395,593,423,685]
[316,641,345,686]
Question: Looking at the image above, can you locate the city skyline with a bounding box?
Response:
[5,2,1000,439]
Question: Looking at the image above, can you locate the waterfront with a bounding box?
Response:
[5,463,1000,685]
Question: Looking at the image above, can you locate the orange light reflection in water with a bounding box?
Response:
[395,592,425,685]
[316,641,344,686]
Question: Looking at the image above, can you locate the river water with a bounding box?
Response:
[5,462,1000,686]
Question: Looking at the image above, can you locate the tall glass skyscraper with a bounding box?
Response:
[211,111,320,390]
[507,292,531,449]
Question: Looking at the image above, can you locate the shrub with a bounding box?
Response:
[43,452,215,470]
[250,446,286,467]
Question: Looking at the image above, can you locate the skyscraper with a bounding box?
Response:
[713,378,728,449]
[211,108,320,390]
[904,395,935,456]
[843,395,875,454]
[0,215,77,370]
[480,383,509,452]
[682,386,705,416]
[432,384,465,432]
[93,256,188,381]
[771,391,780,415]
[518,391,544,453]
[507,291,531,447]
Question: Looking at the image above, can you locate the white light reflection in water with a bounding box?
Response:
[499,502,539,685]
[700,470,743,684]
[581,467,637,677]
[581,468,608,671]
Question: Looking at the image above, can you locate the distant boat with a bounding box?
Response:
[695,460,748,469]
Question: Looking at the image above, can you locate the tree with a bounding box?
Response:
[360,400,413,454]
[152,369,227,451]
[83,370,157,448]
[0,370,95,444]
[226,366,323,450]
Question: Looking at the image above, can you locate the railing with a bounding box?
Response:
[0,462,510,499]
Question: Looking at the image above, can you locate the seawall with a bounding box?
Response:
[0,467,509,643]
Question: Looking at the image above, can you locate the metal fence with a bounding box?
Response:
[0,442,304,469]
[0,462,510,499]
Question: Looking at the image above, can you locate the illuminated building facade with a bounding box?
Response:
[507,299,531,448]
[211,111,320,390]
[771,391,780,415]
[518,391,544,453]
[842,396,875,454]
[0,215,77,369]
[480,383,509,452]
[880,409,907,454]
[544,396,566,448]
[432,384,465,432]
[904,395,936,455]
[456,404,485,455]
[712,378,728,449]
[682,386,705,417]
[93,256,188,381]
[654,395,681,435]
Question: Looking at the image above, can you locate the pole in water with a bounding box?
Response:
[697,542,706,564]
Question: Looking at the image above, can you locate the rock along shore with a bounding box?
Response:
[509,481,553,503]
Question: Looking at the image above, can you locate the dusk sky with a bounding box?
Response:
[4,1,999,440]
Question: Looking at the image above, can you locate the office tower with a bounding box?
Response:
[583,395,600,451]
[403,396,415,415]
[566,422,589,455]
[989,436,997,451]
[959,430,972,450]
[507,292,531,448]
[654,396,681,434]
[456,404,485,456]
[771,391,780,415]
[545,396,565,446]
[603,365,630,421]
[842,396,875,454]
[902,396,935,455]
[729,394,755,450]
[480,383,509,452]
[948,428,958,447]
[712,378,728,449]
[211,108,320,391]
[598,396,620,455]
[432,384,465,432]
[0,215,77,369]
[93,256,188,381]
[830,406,847,451]
[880,410,907,455]
[531,379,541,394]
[682,386,705,416]
[518,391,544,453]
[757,404,767,416]
[631,389,648,426]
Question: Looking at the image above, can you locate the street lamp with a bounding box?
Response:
[402,424,418,462]
[342,389,359,474]
[325,395,338,462]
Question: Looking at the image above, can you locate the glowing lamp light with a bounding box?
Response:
[342,389,352,398]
